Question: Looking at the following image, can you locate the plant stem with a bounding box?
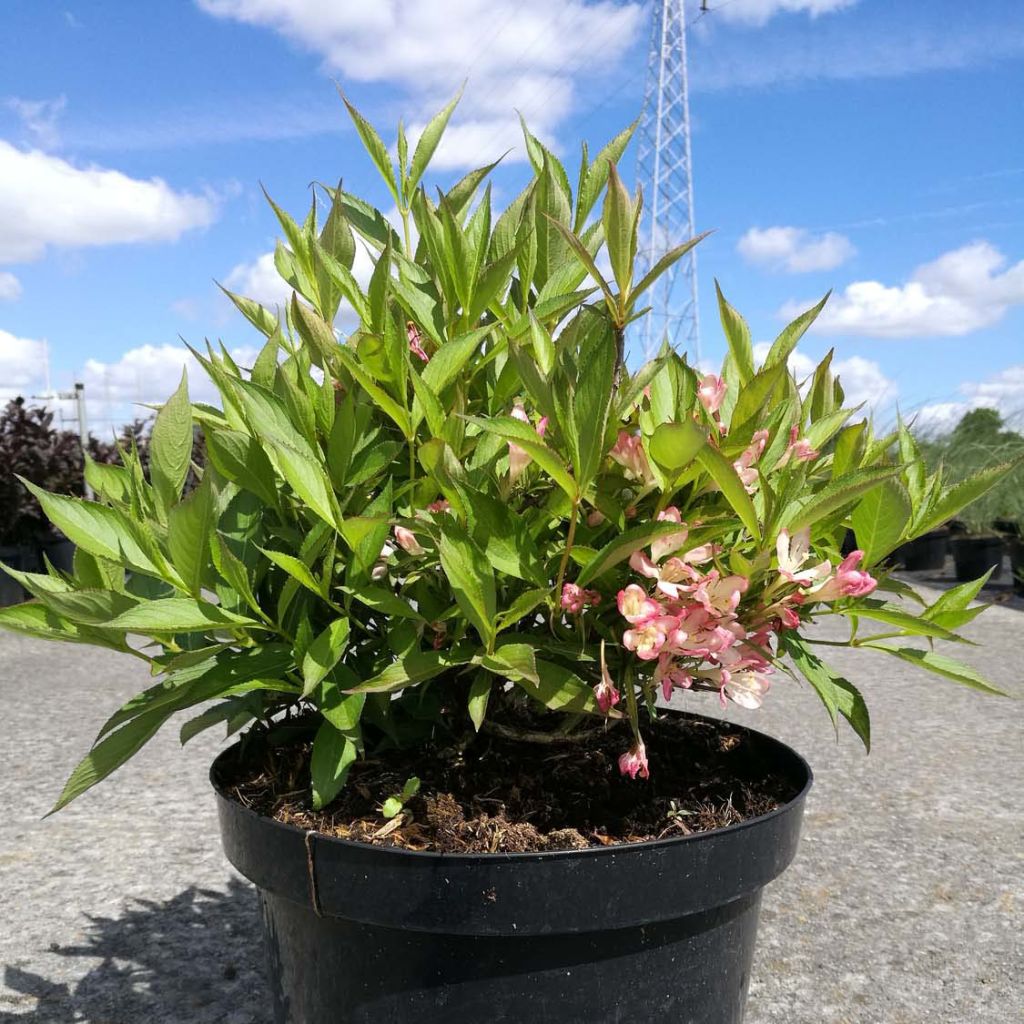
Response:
[400,206,412,256]
[553,495,581,600]
[481,721,614,746]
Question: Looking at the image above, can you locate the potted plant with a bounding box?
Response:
[1,98,1018,1024]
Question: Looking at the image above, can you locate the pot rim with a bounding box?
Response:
[211,711,813,864]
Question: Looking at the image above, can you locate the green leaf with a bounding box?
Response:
[912,454,1024,537]
[575,119,637,230]
[696,445,761,542]
[603,162,636,295]
[346,647,476,694]
[212,534,264,619]
[478,641,539,684]
[763,292,830,368]
[204,429,279,507]
[51,709,166,813]
[106,598,262,633]
[311,720,358,810]
[464,415,577,500]
[850,478,911,566]
[167,473,217,597]
[339,93,399,207]
[516,659,599,714]
[649,419,707,474]
[409,87,463,194]
[715,281,754,383]
[865,646,1007,696]
[780,467,899,532]
[18,481,161,576]
[631,234,709,307]
[261,548,324,600]
[438,519,496,649]
[922,569,992,621]
[495,588,550,632]
[542,216,614,306]
[264,435,338,528]
[782,634,870,749]
[217,283,280,337]
[302,617,351,696]
[150,370,193,514]
[843,600,961,641]
[467,670,491,731]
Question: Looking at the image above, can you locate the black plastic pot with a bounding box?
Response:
[1010,539,1024,596]
[39,537,75,574]
[951,535,1005,582]
[213,718,812,1024]
[0,544,36,607]
[893,529,949,571]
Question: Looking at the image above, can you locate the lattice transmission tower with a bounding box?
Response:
[634,0,700,362]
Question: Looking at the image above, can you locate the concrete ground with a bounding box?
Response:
[0,583,1021,1023]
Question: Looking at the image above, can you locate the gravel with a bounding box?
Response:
[1,584,1021,1023]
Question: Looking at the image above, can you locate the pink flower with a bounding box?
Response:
[733,429,770,492]
[562,583,601,614]
[722,668,773,710]
[427,498,451,514]
[594,642,621,713]
[655,654,693,701]
[778,425,819,467]
[776,527,830,586]
[587,509,606,527]
[691,570,748,615]
[651,506,689,561]
[407,321,429,362]
[394,526,426,556]
[610,431,653,483]
[617,584,664,624]
[809,550,877,601]
[697,373,726,414]
[618,741,650,780]
[628,550,698,600]
[508,401,546,483]
[623,617,677,660]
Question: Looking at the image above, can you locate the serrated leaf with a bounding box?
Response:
[467,670,491,731]
[302,617,351,696]
[167,473,217,597]
[438,519,496,649]
[850,478,911,566]
[409,87,463,194]
[150,370,193,514]
[715,281,754,384]
[311,720,358,810]
[696,444,761,542]
[340,93,399,207]
[865,646,1007,696]
[345,647,475,694]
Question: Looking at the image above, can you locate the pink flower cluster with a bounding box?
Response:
[561,583,601,615]
[508,402,548,482]
[614,507,774,718]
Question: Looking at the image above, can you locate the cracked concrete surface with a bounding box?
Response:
[1,583,1021,1022]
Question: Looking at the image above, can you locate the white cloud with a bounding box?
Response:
[694,19,1024,92]
[911,365,1024,435]
[715,0,856,27]
[0,328,46,390]
[6,95,66,149]
[781,242,1024,339]
[752,340,896,412]
[738,226,855,273]
[196,0,643,167]
[0,272,21,302]
[0,141,218,264]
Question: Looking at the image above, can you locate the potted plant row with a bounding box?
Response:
[1,96,1018,1023]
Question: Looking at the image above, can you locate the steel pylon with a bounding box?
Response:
[634,0,700,363]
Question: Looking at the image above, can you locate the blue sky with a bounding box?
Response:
[1,0,1022,436]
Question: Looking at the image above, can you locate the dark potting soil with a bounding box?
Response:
[218,713,802,854]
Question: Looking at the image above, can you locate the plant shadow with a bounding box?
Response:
[1,878,272,1023]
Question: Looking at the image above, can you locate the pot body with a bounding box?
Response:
[0,544,37,607]
[894,530,948,571]
[213,718,811,1024]
[1010,539,1024,595]
[951,535,1004,581]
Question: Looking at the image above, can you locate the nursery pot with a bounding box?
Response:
[893,529,949,571]
[39,537,75,575]
[951,535,1005,582]
[1010,539,1024,596]
[213,717,812,1024]
[0,544,37,607]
